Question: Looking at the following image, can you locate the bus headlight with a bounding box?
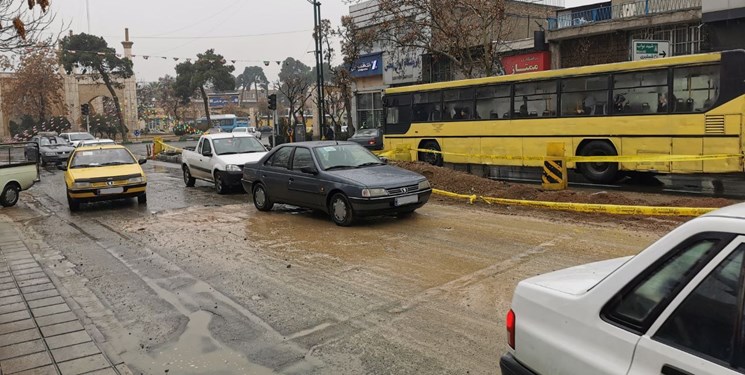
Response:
[72,181,91,189]
[362,188,388,197]
[418,180,431,190]
[226,164,242,172]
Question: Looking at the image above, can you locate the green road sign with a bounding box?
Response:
[636,43,658,54]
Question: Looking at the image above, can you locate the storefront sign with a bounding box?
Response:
[501,51,551,75]
[383,52,422,85]
[208,95,239,108]
[351,53,383,78]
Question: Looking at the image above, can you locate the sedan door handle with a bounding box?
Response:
[288,178,294,183]
[662,365,694,375]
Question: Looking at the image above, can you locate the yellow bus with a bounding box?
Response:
[383,50,745,183]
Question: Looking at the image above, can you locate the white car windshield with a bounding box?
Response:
[70,148,136,168]
[212,137,265,155]
[70,133,95,141]
[313,144,384,170]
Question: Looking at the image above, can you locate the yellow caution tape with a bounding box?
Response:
[153,139,183,155]
[431,188,716,217]
[404,148,743,163]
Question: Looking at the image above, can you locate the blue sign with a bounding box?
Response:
[350,53,383,78]
[208,95,240,108]
[133,130,141,137]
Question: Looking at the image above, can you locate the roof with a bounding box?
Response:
[75,144,127,151]
[277,141,356,148]
[201,133,258,140]
[703,203,745,220]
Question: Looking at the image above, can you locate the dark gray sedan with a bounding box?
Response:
[241,141,432,226]
[348,128,383,150]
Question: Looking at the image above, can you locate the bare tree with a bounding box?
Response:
[276,57,312,141]
[0,0,61,52]
[355,0,515,78]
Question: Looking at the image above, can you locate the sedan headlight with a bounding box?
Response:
[72,181,91,189]
[361,188,388,198]
[127,176,145,183]
[418,180,431,190]
[226,164,242,172]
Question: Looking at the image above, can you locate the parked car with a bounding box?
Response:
[258,126,273,137]
[181,133,268,194]
[78,139,115,147]
[1,142,38,207]
[232,126,261,139]
[501,203,745,375]
[241,141,432,226]
[58,145,148,211]
[59,132,95,147]
[348,128,383,150]
[25,134,75,166]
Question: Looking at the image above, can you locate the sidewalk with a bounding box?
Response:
[0,220,121,375]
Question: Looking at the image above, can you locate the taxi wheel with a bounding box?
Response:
[67,193,80,212]
[0,183,20,207]
[214,171,228,195]
[329,193,354,227]
[137,193,147,205]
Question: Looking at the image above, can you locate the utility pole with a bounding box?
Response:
[86,0,91,33]
[309,0,327,140]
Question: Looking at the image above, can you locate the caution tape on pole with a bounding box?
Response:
[431,189,716,217]
[408,148,743,163]
[153,139,183,155]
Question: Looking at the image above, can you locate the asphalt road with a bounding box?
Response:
[5,161,666,374]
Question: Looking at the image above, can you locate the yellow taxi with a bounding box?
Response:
[59,145,147,211]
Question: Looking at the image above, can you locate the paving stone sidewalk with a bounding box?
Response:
[0,220,119,375]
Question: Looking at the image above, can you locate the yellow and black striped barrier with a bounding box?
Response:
[542,143,567,190]
[432,189,716,217]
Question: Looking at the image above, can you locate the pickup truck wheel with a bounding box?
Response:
[0,183,20,207]
[183,165,195,187]
[329,193,355,226]
[214,171,228,194]
[252,184,273,211]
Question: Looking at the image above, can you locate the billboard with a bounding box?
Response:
[501,51,551,75]
[383,52,422,85]
[350,53,383,78]
[208,95,240,108]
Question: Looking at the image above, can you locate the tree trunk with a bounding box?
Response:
[199,85,211,130]
[98,68,129,142]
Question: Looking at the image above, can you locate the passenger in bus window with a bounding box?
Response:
[519,96,529,117]
[657,93,668,113]
[429,105,442,122]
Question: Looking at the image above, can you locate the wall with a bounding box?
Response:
[559,31,628,67]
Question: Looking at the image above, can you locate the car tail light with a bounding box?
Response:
[506,309,515,349]
[368,139,376,145]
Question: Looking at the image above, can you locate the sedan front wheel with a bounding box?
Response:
[329,193,354,226]
[252,183,274,212]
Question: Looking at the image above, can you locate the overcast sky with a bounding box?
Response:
[51,0,599,84]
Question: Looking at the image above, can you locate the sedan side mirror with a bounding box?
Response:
[57,164,67,171]
[138,158,147,165]
[300,166,319,175]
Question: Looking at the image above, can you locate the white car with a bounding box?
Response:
[181,133,268,194]
[232,126,261,139]
[502,203,745,375]
[78,139,115,147]
[59,132,95,147]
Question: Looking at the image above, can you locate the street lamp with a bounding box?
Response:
[307,0,327,140]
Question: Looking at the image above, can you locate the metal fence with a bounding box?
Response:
[548,0,701,30]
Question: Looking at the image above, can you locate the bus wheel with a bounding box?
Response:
[419,141,443,166]
[577,141,619,184]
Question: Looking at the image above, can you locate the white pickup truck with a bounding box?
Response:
[501,203,745,375]
[181,133,267,194]
[1,143,39,207]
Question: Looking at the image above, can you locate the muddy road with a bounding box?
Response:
[3,161,668,374]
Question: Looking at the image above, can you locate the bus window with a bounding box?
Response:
[612,69,667,114]
[413,92,442,122]
[385,94,412,126]
[673,65,720,112]
[476,85,511,120]
[561,75,609,116]
[514,80,557,118]
[443,88,475,121]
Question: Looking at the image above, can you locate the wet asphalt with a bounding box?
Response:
[4,159,667,374]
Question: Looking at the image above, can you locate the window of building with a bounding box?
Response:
[514,80,557,118]
[672,65,720,113]
[356,92,383,129]
[413,91,443,122]
[561,75,609,116]
[612,69,668,114]
[443,89,475,121]
[476,85,511,120]
[655,246,744,368]
[629,24,702,56]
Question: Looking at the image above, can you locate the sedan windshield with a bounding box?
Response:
[313,144,384,170]
[212,137,265,155]
[40,137,68,146]
[70,133,95,141]
[70,148,136,168]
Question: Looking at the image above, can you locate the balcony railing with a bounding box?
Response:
[548,0,701,30]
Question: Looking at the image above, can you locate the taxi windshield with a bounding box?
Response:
[70,148,136,168]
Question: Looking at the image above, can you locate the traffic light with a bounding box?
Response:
[81,103,90,116]
[268,94,277,110]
